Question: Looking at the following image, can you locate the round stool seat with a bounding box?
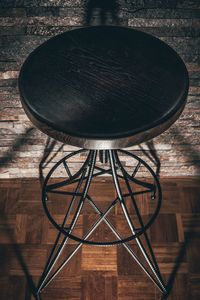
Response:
[18,26,189,149]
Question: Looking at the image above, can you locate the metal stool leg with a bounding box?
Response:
[109,150,167,294]
[35,149,168,298]
[36,150,97,295]
[114,151,163,278]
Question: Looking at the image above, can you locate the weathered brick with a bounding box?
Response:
[0,1,199,177]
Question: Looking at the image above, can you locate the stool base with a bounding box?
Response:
[35,150,168,298]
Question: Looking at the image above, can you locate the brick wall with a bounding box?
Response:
[0,0,199,178]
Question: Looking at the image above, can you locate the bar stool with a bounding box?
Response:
[18,26,189,299]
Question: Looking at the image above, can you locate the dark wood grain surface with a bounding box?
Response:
[18,26,189,149]
[0,177,200,299]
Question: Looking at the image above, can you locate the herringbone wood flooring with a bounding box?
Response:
[0,178,200,300]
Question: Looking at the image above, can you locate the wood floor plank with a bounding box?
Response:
[81,272,117,300]
[0,178,199,299]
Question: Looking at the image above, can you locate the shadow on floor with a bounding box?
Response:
[138,133,199,298]
[162,126,200,298]
[0,212,37,299]
[164,238,189,299]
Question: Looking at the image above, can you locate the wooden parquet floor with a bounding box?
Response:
[0,177,200,300]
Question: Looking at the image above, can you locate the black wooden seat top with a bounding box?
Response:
[18,26,189,149]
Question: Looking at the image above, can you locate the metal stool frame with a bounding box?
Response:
[35,149,167,298]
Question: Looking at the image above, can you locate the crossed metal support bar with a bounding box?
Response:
[35,149,167,299]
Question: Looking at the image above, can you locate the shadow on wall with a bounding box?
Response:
[171,125,200,175]
[85,0,120,25]
[39,137,64,187]
[139,140,161,177]
[0,127,35,170]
